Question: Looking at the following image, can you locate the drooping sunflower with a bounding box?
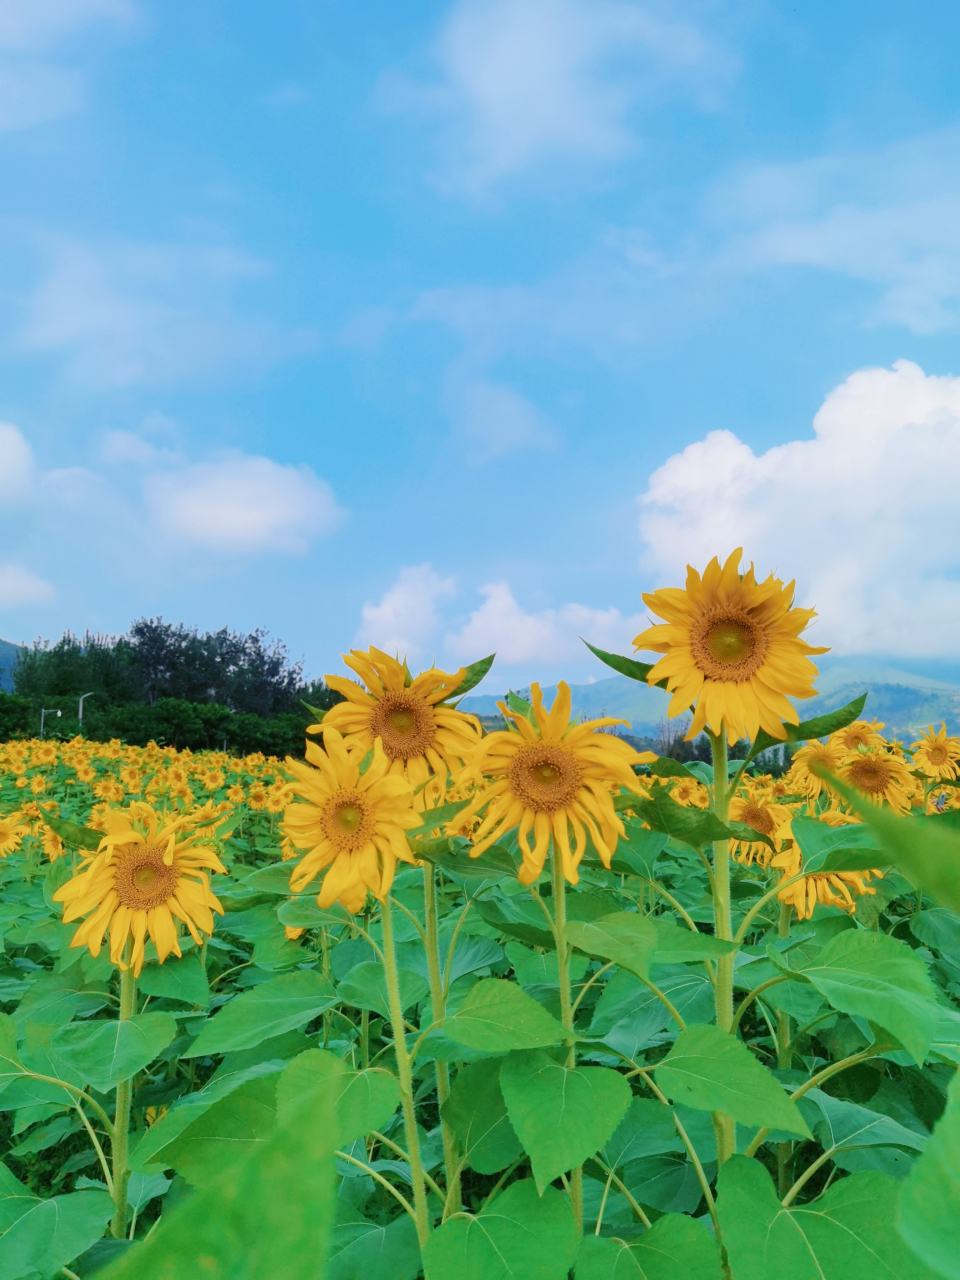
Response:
[727,782,794,867]
[787,738,845,799]
[53,801,226,976]
[320,648,481,808]
[911,723,960,781]
[633,550,828,742]
[453,682,655,886]
[839,748,915,815]
[282,728,421,914]
[772,844,884,920]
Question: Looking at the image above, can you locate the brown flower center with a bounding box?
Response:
[370,691,437,761]
[927,745,948,765]
[740,802,775,836]
[508,743,583,813]
[114,844,179,911]
[321,790,373,851]
[689,608,766,683]
[847,756,892,795]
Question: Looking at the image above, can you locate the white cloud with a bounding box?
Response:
[446,580,643,665]
[639,359,960,655]
[22,239,315,387]
[0,422,35,503]
[0,0,133,51]
[0,563,53,607]
[357,564,457,660]
[446,377,557,462]
[146,455,342,555]
[382,0,729,196]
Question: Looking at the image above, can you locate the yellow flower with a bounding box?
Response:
[911,723,960,781]
[727,784,794,867]
[0,813,29,857]
[53,801,226,976]
[633,549,828,742]
[14,777,28,790]
[226,784,246,803]
[284,925,305,940]
[248,784,269,811]
[839,748,915,815]
[94,776,124,803]
[772,843,884,919]
[787,738,844,799]
[42,828,65,862]
[202,770,226,791]
[830,719,886,751]
[29,775,46,795]
[321,648,481,807]
[455,682,654,886]
[664,776,710,809]
[282,729,421,914]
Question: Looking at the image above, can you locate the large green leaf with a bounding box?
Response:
[575,1214,723,1280]
[475,889,611,949]
[337,961,428,1021]
[801,930,939,1065]
[652,918,736,963]
[600,1098,685,1167]
[791,814,884,874]
[610,823,669,880]
[717,1155,937,1280]
[798,1087,926,1177]
[422,1178,578,1280]
[327,1211,421,1280]
[445,979,565,1052]
[632,791,731,850]
[335,1067,402,1145]
[564,912,658,980]
[183,970,337,1057]
[500,1050,631,1192]
[137,953,211,1007]
[98,1053,342,1280]
[446,653,496,701]
[52,1012,177,1093]
[41,812,102,851]
[789,693,869,742]
[442,1058,523,1175]
[589,966,714,1058]
[415,839,517,881]
[0,1014,23,1098]
[582,641,662,688]
[654,1025,810,1137]
[911,908,960,959]
[0,1188,114,1279]
[649,759,697,781]
[898,1070,960,1278]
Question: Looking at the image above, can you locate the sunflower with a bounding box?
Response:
[454,682,654,886]
[727,783,794,867]
[839,748,915,815]
[320,648,481,808]
[633,550,828,743]
[0,813,29,857]
[830,719,886,752]
[911,723,960,781]
[787,738,844,799]
[282,729,421,914]
[53,801,226,976]
[772,844,884,920]
[226,784,246,803]
[665,777,710,809]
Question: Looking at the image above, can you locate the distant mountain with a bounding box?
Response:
[0,639,21,694]
[460,654,960,740]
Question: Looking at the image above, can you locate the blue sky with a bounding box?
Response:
[3,0,960,692]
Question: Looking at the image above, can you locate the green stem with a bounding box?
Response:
[110,958,137,1240]
[381,894,431,1247]
[423,862,461,1213]
[776,901,793,1197]
[550,843,582,1233]
[709,730,736,1165]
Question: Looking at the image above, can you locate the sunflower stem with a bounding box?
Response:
[381,892,431,1246]
[550,843,583,1234]
[110,956,137,1240]
[422,862,461,1212]
[776,900,793,1195]
[708,729,736,1164]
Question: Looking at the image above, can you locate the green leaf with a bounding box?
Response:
[137,953,211,1007]
[600,1098,685,1167]
[422,1178,578,1280]
[788,693,869,743]
[898,1070,960,1278]
[302,700,328,723]
[632,791,731,850]
[327,1212,421,1280]
[40,812,102,851]
[717,1155,937,1280]
[797,1087,926,1178]
[444,979,565,1052]
[791,814,883,874]
[801,930,939,1065]
[275,1049,400,1145]
[911,908,960,959]
[410,799,471,837]
[564,912,657,980]
[500,1050,632,1192]
[653,918,736,963]
[575,1214,723,1280]
[337,962,428,1021]
[506,690,535,721]
[649,759,696,781]
[655,1025,810,1137]
[475,890,612,950]
[442,1058,523,1175]
[446,653,496,701]
[0,1188,114,1279]
[0,1014,23,1098]
[51,1012,177,1092]
[415,839,517,881]
[582,641,662,687]
[610,823,668,880]
[160,1073,278,1186]
[590,966,714,1057]
[277,897,350,928]
[183,970,337,1058]
[98,1051,342,1280]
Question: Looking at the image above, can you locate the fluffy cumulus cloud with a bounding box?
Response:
[382,0,729,196]
[356,565,457,660]
[639,359,960,655]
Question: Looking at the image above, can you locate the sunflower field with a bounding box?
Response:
[0,551,958,1280]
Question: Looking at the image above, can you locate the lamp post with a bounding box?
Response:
[78,692,95,725]
[40,708,61,739]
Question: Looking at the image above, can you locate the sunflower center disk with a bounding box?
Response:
[509,744,583,814]
[114,844,179,911]
[321,791,372,851]
[741,804,775,836]
[371,692,437,761]
[928,746,948,764]
[849,759,890,794]
[691,611,766,682]
[334,802,364,834]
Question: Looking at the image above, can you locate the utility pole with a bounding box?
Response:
[78,692,95,725]
[40,708,61,739]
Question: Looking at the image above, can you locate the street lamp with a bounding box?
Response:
[40,708,61,739]
[78,692,95,724]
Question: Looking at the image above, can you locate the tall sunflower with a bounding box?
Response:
[830,719,886,752]
[912,723,960,781]
[453,682,654,885]
[633,550,827,742]
[320,648,481,807]
[839,748,915,815]
[53,802,226,976]
[787,738,844,799]
[283,728,421,914]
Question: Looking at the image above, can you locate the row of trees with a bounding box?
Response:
[0,619,343,754]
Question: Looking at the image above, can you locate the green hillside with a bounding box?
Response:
[0,639,21,694]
